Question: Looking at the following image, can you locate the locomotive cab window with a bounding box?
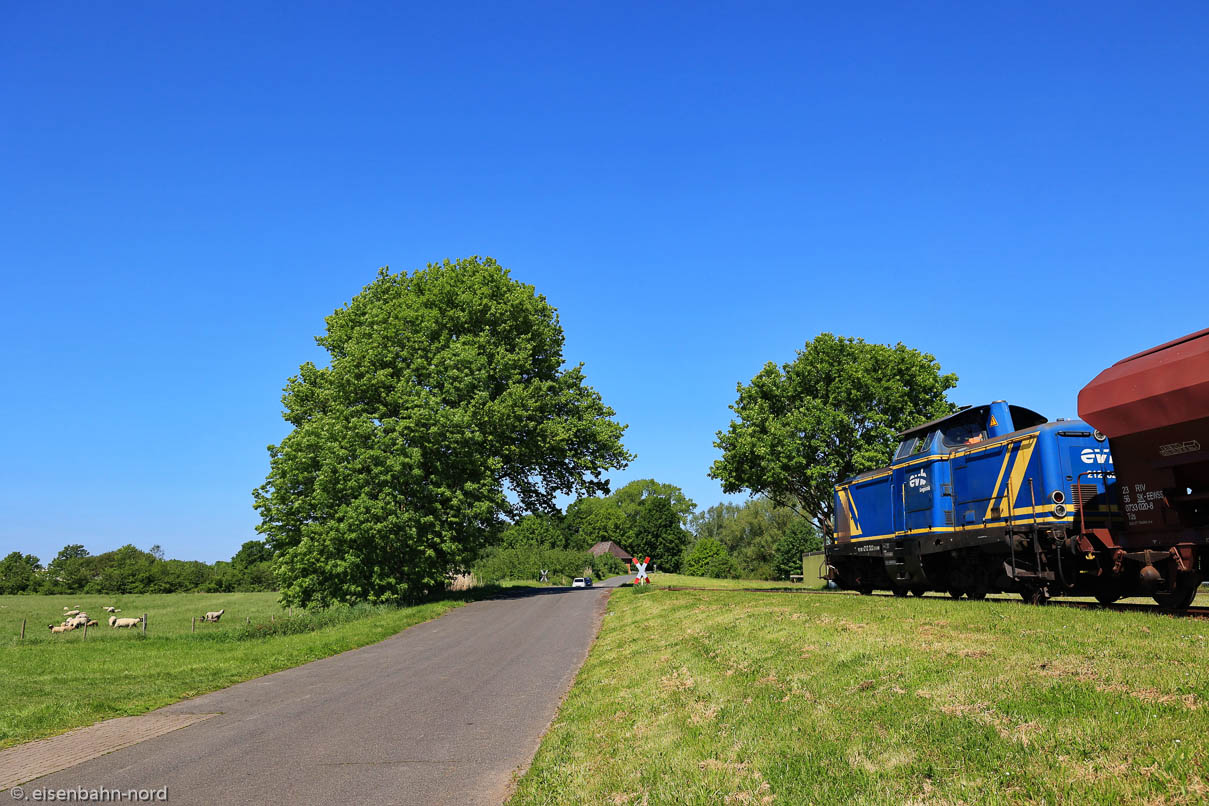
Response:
[895,437,920,460]
[942,414,987,447]
[896,431,938,460]
[912,431,937,455]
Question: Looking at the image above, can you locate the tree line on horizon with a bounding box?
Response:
[0,541,275,596]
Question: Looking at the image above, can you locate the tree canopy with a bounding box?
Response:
[689,497,808,579]
[608,479,696,528]
[710,333,957,538]
[681,537,736,579]
[0,552,40,594]
[254,257,633,606]
[629,496,690,573]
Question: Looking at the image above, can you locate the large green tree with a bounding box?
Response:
[681,537,736,578]
[629,496,690,573]
[608,479,696,528]
[773,518,822,580]
[498,513,568,550]
[45,544,91,592]
[254,258,633,606]
[691,497,799,579]
[0,552,40,594]
[563,497,631,552]
[711,333,956,538]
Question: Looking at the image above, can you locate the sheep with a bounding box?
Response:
[63,609,80,618]
[103,606,120,613]
[201,609,225,623]
[48,624,74,633]
[65,615,89,628]
[85,619,99,627]
[109,615,143,629]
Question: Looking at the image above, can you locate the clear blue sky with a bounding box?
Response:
[3,1,1206,563]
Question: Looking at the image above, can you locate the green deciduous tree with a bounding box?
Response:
[608,479,696,528]
[232,540,273,568]
[563,497,629,551]
[773,518,822,581]
[0,552,40,594]
[93,545,157,594]
[629,496,690,573]
[681,537,736,578]
[254,258,633,607]
[711,333,956,538]
[45,545,91,592]
[691,497,798,579]
[499,513,568,550]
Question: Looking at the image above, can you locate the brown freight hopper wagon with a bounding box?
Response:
[1077,327,1209,608]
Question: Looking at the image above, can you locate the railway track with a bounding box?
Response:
[657,584,1209,618]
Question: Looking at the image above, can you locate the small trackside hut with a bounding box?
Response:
[826,401,1118,603]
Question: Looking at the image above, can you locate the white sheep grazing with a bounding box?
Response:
[109,616,143,629]
[65,615,89,628]
[63,609,80,618]
[103,606,120,613]
[202,609,225,623]
[48,623,74,633]
[85,619,99,627]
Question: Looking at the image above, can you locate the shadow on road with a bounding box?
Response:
[484,576,632,600]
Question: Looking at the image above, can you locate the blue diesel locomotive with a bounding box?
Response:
[826,400,1117,602]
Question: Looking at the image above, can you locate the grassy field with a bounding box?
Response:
[648,574,823,590]
[510,585,1209,805]
[0,592,474,749]
[647,573,1209,606]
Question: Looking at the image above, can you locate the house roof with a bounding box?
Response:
[587,540,633,560]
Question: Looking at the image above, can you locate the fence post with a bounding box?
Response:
[20,619,26,640]
[246,616,250,625]
[83,620,88,640]
[288,607,292,618]
[192,617,196,634]
[142,614,147,636]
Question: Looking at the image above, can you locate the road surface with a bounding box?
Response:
[3,577,628,805]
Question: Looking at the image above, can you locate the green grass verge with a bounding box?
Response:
[0,591,476,749]
[648,573,1209,606]
[649,573,822,590]
[509,587,1209,805]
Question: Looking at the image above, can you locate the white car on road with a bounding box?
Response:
[572,577,593,588]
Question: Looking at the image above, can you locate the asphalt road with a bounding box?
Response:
[17,577,628,805]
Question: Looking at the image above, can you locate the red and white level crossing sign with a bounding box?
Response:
[633,556,650,585]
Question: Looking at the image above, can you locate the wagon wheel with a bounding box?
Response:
[1020,584,1051,605]
[948,587,963,600]
[858,583,875,596]
[1153,574,1201,610]
[910,586,928,597]
[966,570,991,601]
[891,585,909,597]
[1094,589,1121,606]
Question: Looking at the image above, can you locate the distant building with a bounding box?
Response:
[587,541,633,563]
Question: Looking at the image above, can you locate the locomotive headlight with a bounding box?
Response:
[1093,430,1106,442]
[1050,490,1065,505]
[1053,504,1068,518]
